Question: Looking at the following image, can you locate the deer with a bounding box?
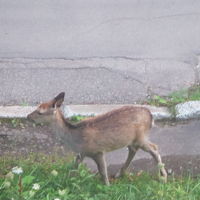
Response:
[27,92,167,185]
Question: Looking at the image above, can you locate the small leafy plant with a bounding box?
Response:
[69,115,87,123]
[147,86,200,107]
[69,114,94,123]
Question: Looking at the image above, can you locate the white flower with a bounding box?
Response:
[3,181,11,188]
[32,183,40,190]
[51,170,58,176]
[12,166,23,175]
[54,198,61,200]
[29,190,35,197]
[5,172,14,180]
[58,189,67,196]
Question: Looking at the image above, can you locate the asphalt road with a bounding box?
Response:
[1,0,200,59]
[1,0,200,104]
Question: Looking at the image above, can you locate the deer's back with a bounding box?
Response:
[68,106,153,153]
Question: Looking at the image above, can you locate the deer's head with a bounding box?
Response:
[27,92,65,124]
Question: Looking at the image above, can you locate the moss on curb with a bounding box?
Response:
[146,85,200,108]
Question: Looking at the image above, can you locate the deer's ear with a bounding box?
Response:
[52,92,65,108]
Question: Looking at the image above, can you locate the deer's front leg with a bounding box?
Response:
[92,152,110,186]
[115,145,138,178]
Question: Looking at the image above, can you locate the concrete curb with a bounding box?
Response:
[63,105,172,121]
[0,101,200,121]
[175,101,200,120]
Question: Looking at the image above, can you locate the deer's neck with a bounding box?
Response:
[53,109,81,152]
[53,109,69,131]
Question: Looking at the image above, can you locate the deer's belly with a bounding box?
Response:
[82,133,135,153]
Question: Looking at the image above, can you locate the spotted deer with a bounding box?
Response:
[27,92,167,185]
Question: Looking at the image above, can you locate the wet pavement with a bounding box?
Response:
[0,119,200,176]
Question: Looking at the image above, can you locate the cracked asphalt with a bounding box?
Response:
[1,0,200,105]
[0,58,197,105]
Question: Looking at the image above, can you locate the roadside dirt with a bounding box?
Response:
[0,120,68,156]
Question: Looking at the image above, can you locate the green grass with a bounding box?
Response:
[0,118,28,128]
[1,155,200,200]
[146,86,200,107]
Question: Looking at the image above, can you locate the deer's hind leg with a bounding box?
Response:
[140,140,167,182]
[115,145,138,178]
